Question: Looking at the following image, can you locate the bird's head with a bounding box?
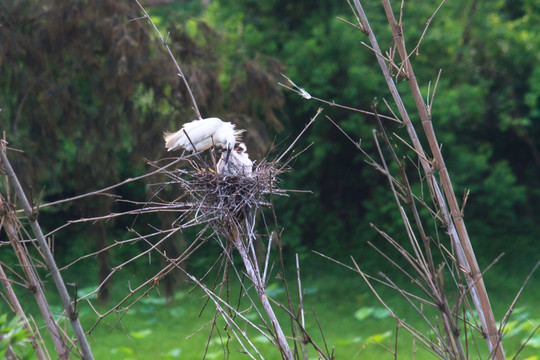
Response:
[217,121,244,162]
[214,123,236,149]
[224,136,236,150]
[219,130,237,164]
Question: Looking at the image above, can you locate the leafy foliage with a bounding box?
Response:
[203,0,540,267]
[0,314,32,359]
[0,0,287,295]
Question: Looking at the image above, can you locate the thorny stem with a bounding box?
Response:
[0,236,49,360]
[1,145,94,360]
[34,157,182,211]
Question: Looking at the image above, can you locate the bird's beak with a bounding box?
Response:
[225,146,232,164]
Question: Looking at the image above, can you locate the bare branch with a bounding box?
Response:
[1,144,93,360]
[133,0,201,119]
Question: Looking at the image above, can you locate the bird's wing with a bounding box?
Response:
[242,154,253,167]
[182,118,226,150]
[241,153,253,173]
[164,118,224,151]
[228,151,251,174]
[182,117,222,132]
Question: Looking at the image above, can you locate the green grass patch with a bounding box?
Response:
[1,265,539,359]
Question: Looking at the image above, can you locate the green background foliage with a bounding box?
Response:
[2,0,538,271]
[202,0,540,268]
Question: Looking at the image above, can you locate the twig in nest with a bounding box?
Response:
[160,156,287,238]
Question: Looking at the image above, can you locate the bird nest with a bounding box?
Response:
[164,157,287,235]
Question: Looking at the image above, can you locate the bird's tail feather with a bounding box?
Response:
[164,130,185,151]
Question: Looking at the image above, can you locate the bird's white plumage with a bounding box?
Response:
[217,143,253,176]
[164,117,243,152]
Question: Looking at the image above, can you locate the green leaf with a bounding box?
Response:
[368,331,392,343]
[265,283,285,297]
[253,335,270,344]
[129,329,152,339]
[371,308,390,319]
[335,336,362,345]
[110,347,134,355]
[205,351,222,359]
[165,348,182,357]
[354,307,373,321]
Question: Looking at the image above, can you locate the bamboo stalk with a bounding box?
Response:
[379,2,504,358]
[350,1,504,358]
[372,130,466,359]
[0,146,95,360]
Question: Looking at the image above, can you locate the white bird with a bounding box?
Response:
[164,117,244,153]
[217,143,253,176]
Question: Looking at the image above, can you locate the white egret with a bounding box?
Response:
[164,117,244,153]
[217,143,253,176]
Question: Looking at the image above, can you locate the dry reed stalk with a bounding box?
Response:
[278,1,509,358]
[230,225,294,360]
[372,124,467,359]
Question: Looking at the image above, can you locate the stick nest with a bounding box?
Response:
[165,158,287,234]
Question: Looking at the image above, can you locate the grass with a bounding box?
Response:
[77,274,402,360]
[3,261,539,359]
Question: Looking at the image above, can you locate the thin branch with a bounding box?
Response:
[35,158,181,210]
[511,323,540,360]
[278,78,401,124]
[409,0,447,57]
[133,0,201,119]
[275,108,322,164]
[500,260,540,334]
